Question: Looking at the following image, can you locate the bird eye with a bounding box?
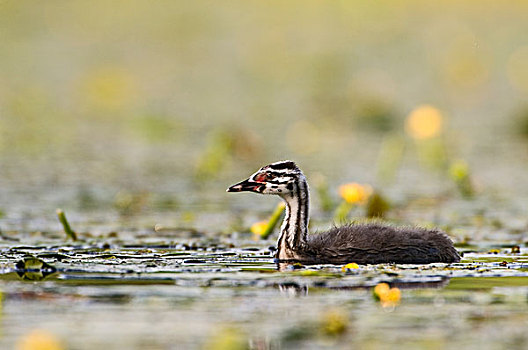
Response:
[254,172,274,182]
[254,173,269,182]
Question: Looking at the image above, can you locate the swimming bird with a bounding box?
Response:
[227,160,460,265]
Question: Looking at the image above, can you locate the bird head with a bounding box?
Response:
[227,160,302,196]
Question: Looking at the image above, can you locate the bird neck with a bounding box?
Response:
[277,176,309,259]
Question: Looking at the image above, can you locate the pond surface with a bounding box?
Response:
[0,230,526,350]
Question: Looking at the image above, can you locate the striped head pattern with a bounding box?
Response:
[227,160,303,195]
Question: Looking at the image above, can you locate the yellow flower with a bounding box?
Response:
[341,263,359,272]
[250,203,286,239]
[373,282,390,299]
[338,183,372,204]
[382,288,401,305]
[250,221,268,236]
[405,105,444,140]
[16,329,64,350]
[373,283,401,307]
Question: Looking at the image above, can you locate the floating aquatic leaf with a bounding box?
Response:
[446,277,528,290]
[15,257,57,281]
[298,270,322,277]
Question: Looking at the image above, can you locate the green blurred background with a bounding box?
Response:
[1,1,528,233]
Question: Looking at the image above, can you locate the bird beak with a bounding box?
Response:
[226,178,264,193]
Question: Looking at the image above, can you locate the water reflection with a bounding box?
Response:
[278,282,309,297]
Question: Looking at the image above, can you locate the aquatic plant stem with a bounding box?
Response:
[259,203,285,239]
[333,201,353,224]
[56,209,78,241]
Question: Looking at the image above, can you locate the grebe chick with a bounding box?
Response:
[227,160,460,265]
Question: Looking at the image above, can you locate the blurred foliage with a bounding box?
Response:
[334,183,372,223]
[113,190,149,216]
[151,194,179,211]
[405,105,449,172]
[81,66,138,111]
[77,187,100,211]
[512,106,528,139]
[0,1,527,219]
[333,204,353,224]
[376,133,406,184]
[2,87,71,155]
[194,130,233,181]
[333,185,390,220]
[280,324,314,345]
[250,203,285,239]
[355,99,399,133]
[194,128,261,181]
[449,159,475,198]
[128,114,182,143]
[334,201,353,224]
[320,309,349,337]
[415,138,449,173]
[181,211,196,224]
[365,192,390,218]
[312,174,334,213]
[507,46,528,95]
[203,326,247,350]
